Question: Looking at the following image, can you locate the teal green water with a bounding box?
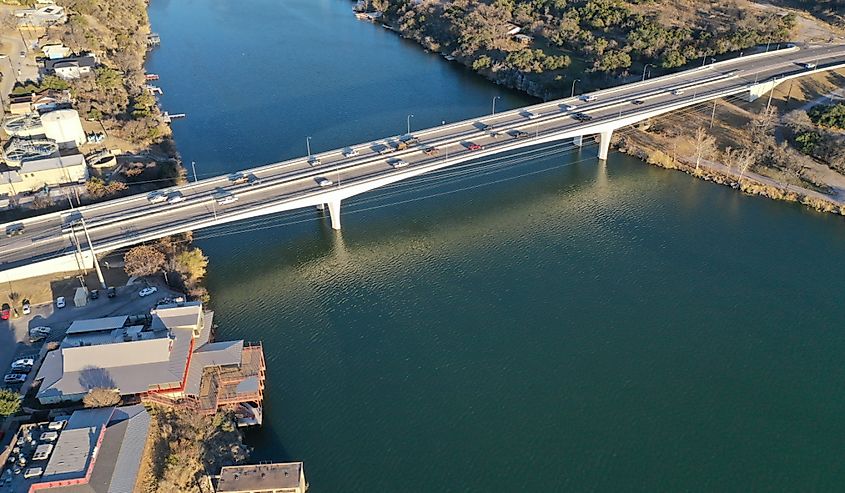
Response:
[148,1,845,490]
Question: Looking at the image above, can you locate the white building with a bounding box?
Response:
[4,109,86,148]
[41,43,71,60]
[0,153,87,196]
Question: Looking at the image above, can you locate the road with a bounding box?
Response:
[2,43,845,277]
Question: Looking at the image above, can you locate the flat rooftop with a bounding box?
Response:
[217,462,304,492]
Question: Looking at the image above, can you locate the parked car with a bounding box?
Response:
[55,297,65,309]
[389,159,408,169]
[47,420,67,431]
[11,359,33,370]
[315,177,333,187]
[4,373,25,384]
[342,149,359,158]
[39,432,58,442]
[29,326,51,341]
[139,287,158,297]
[0,303,9,321]
[89,289,99,300]
[467,143,483,151]
[23,467,42,479]
[107,287,116,298]
[21,299,30,315]
[166,192,186,204]
[423,146,439,156]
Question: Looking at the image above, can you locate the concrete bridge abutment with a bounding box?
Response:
[327,199,342,230]
[598,129,614,161]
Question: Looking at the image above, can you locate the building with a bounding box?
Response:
[34,303,265,423]
[4,109,85,148]
[15,4,67,27]
[43,54,97,80]
[7,90,73,115]
[505,22,522,36]
[216,463,306,493]
[27,405,151,493]
[513,33,534,45]
[0,152,87,195]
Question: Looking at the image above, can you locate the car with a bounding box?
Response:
[4,374,25,384]
[315,177,333,187]
[467,143,483,151]
[490,131,501,138]
[308,156,322,165]
[0,303,9,321]
[166,192,185,204]
[563,104,577,111]
[581,95,597,102]
[55,297,65,309]
[400,135,419,145]
[572,112,593,122]
[5,224,24,237]
[89,289,99,300]
[47,420,67,431]
[513,130,530,139]
[631,99,644,105]
[21,299,30,315]
[423,146,439,156]
[479,123,492,131]
[23,467,42,479]
[377,146,393,156]
[217,194,238,205]
[228,172,249,185]
[671,89,685,95]
[11,359,34,370]
[29,326,51,339]
[107,286,116,298]
[147,191,167,204]
[524,111,539,119]
[139,287,158,297]
[802,62,817,69]
[389,159,408,169]
[39,432,58,442]
[342,149,359,158]
[10,365,31,374]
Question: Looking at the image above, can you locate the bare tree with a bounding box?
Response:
[124,245,166,278]
[737,149,756,182]
[693,126,717,174]
[83,388,121,408]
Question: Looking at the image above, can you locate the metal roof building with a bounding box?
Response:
[29,405,151,493]
[216,462,307,493]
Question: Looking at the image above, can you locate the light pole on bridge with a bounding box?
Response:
[570,79,580,98]
[491,95,501,115]
[190,161,198,182]
[642,64,653,82]
[306,136,312,160]
[406,114,414,136]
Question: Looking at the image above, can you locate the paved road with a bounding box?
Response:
[2,44,845,273]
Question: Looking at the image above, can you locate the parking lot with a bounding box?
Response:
[0,279,183,396]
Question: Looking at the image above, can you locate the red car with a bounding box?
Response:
[468,143,483,151]
[1,303,10,321]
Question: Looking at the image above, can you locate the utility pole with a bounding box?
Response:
[406,114,414,135]
[642,64,652,82]
[570,79,580,98]
[709,99,718,128]
[306,136,312,159]
[765,79,777,112]
[491,95,500,115]
[79,214,106,289]
[191,161,198,182]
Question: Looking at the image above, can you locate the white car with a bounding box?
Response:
[802,62,817,69]
[308,156,321,166]
[671,89,685,95]
[11,358,34,369]
[315,177,333,187]
[147,191,167,204]
[139,287,158,297]
[4,373,25,384]
[47,420,67,431]
[563,104,577,111]
[581,95,597,102]
[342,149,359,158]
[30,326,51,338]
[39,432,58,442]
[55,297,65,309]
[23,467,42,479]
[216,194,238,205]
[166,192,185,204]
[524,111,539,119]
[390,159,408,169]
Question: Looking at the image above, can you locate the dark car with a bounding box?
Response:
[631,99,645,105]
[0,303,10,321]
[479,123,492,132]
[572,112,593,122]
[107,286,116,298]
[513,130,530,139]
[89,289,99,300]
[5,224,24,237]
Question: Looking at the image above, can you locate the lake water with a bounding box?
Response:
[147,1,845,490]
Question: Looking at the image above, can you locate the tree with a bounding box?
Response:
[83,387,121,408]
[0,389,21,417]
[175,248,208,282]
[124,245,166,278]
[693,126,717,174]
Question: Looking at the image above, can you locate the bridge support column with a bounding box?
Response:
[598,130,613,161]
[573,135,583,147]
[327,199,342,230]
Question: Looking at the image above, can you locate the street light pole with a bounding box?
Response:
[642,64,652,82]
[190,161,198,182]
[491,95,500,115]
[571,79,580,98]
[79,214,106,289]
[306,136,312,159]
[406,114,414,135]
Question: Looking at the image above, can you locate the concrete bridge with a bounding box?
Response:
[2,43,845,284]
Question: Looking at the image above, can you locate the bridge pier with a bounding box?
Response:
[573,135,583,147]
[598,130,614,161]
[327,199,342,230]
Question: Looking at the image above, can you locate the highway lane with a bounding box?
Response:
[2,43,844,269]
